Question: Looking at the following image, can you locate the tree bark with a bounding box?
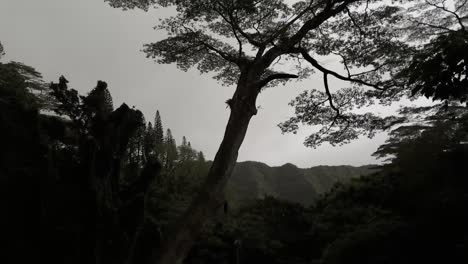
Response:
[155,79,259,264]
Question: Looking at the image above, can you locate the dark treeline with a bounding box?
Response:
[0,53,208,264]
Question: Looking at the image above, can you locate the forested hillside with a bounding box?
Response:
[227,162,377,207]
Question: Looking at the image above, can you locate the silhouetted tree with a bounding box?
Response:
[154,110,164,157]
[163,128,178,171]
[143,121,157,161]
[0,57,46,264]
[105,0,416,261]
[197,151,205,163]
[126,116,146,166]
[46,77,163,264]
[396,1,468,104]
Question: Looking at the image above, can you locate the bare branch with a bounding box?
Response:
[425,0,466,31]
[323,73,342,116]
[409,18,455,33]
[258,73,299,88]
[296,47,385,90]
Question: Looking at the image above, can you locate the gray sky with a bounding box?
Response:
[1,0,408,167]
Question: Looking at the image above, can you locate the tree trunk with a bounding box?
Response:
[155,80,259,264]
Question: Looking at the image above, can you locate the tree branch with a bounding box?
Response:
[323,73,341,116]
[425,0,466,31]
[260,0,357,67]
[200,42,239,65]
[258,73,299,88]
[296,47,385,90]
[345,6,365,42]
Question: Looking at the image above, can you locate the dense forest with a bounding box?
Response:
[1,0,468,263]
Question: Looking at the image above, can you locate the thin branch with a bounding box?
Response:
[323,73,340,115]
[333,52,351,77]
[296,47,385,90]
[455,0,468,13]
[425,0,466,31]
[261,0,355,66]
[213,5,244,58]
[263,0,317,45]
[201,42,239,64]
[345,7,365,42]
[409,18,455,33]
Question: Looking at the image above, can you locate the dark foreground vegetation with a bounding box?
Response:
[1,41,468,263]
[2,0,468,263]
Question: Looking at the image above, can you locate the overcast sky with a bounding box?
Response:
[0,0,415,167]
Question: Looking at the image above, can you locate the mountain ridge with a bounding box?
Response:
[225,161,379,207]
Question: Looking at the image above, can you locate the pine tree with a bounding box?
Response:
[178,136,196,162]
[164,128,178,171]
[154,110,164,157]
[143,121,156,162]
[197,151,205,163]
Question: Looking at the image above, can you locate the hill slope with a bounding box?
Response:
[225,161,378,207]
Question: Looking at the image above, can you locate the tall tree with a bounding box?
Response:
[144,122,157,161]
[178,136,196,162]
[154,110,164,157]
[197,151,205,163]
[105,0,412,262]
[163,128,178,171]
[126,117,146,166]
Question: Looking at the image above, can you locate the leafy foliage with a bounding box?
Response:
[405,31,468,102]
[0,61,48,110]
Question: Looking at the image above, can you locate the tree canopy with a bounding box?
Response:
[103,0,468,263]
[104,0,420,146]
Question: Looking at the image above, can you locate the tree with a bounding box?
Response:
[144,121,157,161]
[0,41,4,59]
[400,0,468,104]
[0,56,48,264]
[178,136,197,162]
[105,0,412,262]
[126,116,147,166]
[47,76,158,264]
[0,59,49,110]
[154,110,164,156]
[197,151,206,163]
[163,128,178,171]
